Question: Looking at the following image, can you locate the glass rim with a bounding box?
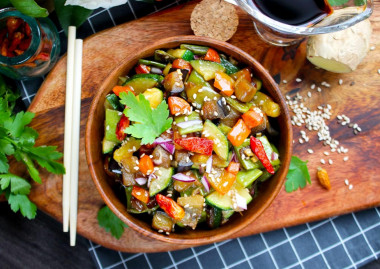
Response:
[0,8,41,65]
[235,0,373,36]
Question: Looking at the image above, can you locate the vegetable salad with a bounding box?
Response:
[103,44,281,233]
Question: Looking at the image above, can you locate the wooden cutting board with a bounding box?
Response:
[12,0,380,252]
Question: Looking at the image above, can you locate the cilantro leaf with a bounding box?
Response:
[0,138,15,155]
[7,193,37,219]
[4,111,35,138]
[0,152,9,173]
[285,156,311,192]
[14,151,41,184]
[28,146,65,175]
[97,205,127,239]
[0,173,31,195]
[120,92,173,144]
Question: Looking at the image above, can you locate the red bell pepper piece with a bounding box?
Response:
[204,48,220,63]
[227,119,250,147]
[226,161,240,175]
[250,136,274,174]
[168,96,191,115]
[174,137,213,156]
[138,155,154,175]
[156,194,185,220]
[116,114,130,141]
[172,58,192,72]
[135,64,150,74]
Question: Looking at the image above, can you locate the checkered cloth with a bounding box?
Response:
[20,1,380,268]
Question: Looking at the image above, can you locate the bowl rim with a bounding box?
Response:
[85,35,293,245]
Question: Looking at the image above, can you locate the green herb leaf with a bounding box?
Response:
[0,173,31,195]
[0,152,9,173]
[285,156,311,192]
[97,205,127,239]
[54,0,93,35]
[327,0,349,6]
[354,0,366,5]
[120,92,173,144]
[7,193,37,219]
[9,0,48,17]
[4,111,34,139]
[28,146,66,175]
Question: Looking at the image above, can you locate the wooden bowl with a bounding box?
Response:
[85,35,293,245]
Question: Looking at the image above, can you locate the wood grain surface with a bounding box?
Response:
[12,0,380,252]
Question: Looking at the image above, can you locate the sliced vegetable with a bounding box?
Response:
[250,136,274,174]
[139,59,166,68]
[135,64,151,74]
[105,109,122,143]
[234,76,257,102]
[185,82,220,109]
[113,137,141,171]
[172,58,192,72]
[106,94,123,111]
[177,195,204,229]
[149,167,174,196]
[102,139,117,154]
[214,71,235,96]
[152,144,172,167]
[220,57,239,75]
[201,175,210,192]
[202,120,229,160]
[231,68,251,81]
[218,123,232,136]
[253,92,281,117]
[172,173,196,182]
[206,207,222,228]
[156,194,185,220]
[228,119,251,147]
[163,71,184,94]
[225,96,252,113]
[132,185,150,204]
[180,44,209,55]
[139,155,154,175]
[190,60,225,81]
[174,111,203,135]
[115,114,130,141]
[163,63,172,76]
[233,139,260,170]
[124,74,164,94]
[204,48,221,63]
[236,169,263,188]
[167,49,194,61]
[154,50,175,62]
[112,85,135,97]
[152,211,173,232]
[226,161,240,175]
[187,70,212,88]
[205,183,252,210]
[168,96,191,115]
[142,88,163,109]
[242,107,264,129]
[175,137,213,156]
[135,177,147,185]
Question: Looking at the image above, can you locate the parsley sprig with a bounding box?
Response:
[285,156,311,192]
[119,92,172,145]
[0,77,65,219]
[97,205,127,239]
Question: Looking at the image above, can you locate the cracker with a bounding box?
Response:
[191,0,239,41]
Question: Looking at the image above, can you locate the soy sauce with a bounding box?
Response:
[252,0,333,26]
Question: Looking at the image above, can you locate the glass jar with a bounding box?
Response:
[0,8,60,79]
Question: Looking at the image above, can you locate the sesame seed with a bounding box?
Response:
[349,184,353,190]
[324,151,329,156]
[149,155,153,158]
[378,69,380,75]
[193,94,197,99]
[317,87,322,92]
[184,116,188,121]
[345,179,349,185]
[283,80,287,84]
[214,111,218,116]
[311,84,315,90]
[320,159,325,164]
[169,155,173,160]
[307,149,314,154]
[343,156,349,162]
[328,159,333,165]
[231,95,236,99]
[213,96,218,101]
[198,88,203,92]
[307,92,311,98]
[141,153,145,158]
[339,79,343,85]
[370,46,375,51]
[296,78,302,82]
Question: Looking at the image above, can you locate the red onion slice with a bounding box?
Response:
[231,151,238,162]
[154,137,172,144]
[176,120,202,129]
[271,152,279,161]
[160,142,175,155]
[206,155,212,173]
[135,177,147,185]
[235,192,247,210]
[172,173,196,182]
[201,175,210,192]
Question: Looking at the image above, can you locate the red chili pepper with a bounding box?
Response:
[250,136,274,174]
[6,17,23,36]
[174,137,213,156]
[135,64,150,74]
[116,114,130,141]
[155,194,185,220]
[8,32,24,52]
[204,48,221,63]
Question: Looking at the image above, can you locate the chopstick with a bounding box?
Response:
[70,39,83,247]
[63,26,76,233]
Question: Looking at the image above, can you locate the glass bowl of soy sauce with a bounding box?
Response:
[233,0,373,46]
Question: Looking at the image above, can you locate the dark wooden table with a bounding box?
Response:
[0,203,95,269]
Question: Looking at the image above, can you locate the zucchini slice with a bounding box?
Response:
[149,167,174,196]
[123,74,164,94]
[190,60,225,81]
[202,120,229,160]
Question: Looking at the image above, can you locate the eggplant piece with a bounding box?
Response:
[122,169,135,186]
[217,97,230,118]
[168,68,190,83]
[154,50,175,63]
[206,207,222,229]
[163,71,184,94]
[220,106,241,127]
[201,100,220,120]
[152,145,171,168]
[108,158,122,174]
[177,160,194,172]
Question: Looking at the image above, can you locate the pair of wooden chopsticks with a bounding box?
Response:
[62,26,83,247]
